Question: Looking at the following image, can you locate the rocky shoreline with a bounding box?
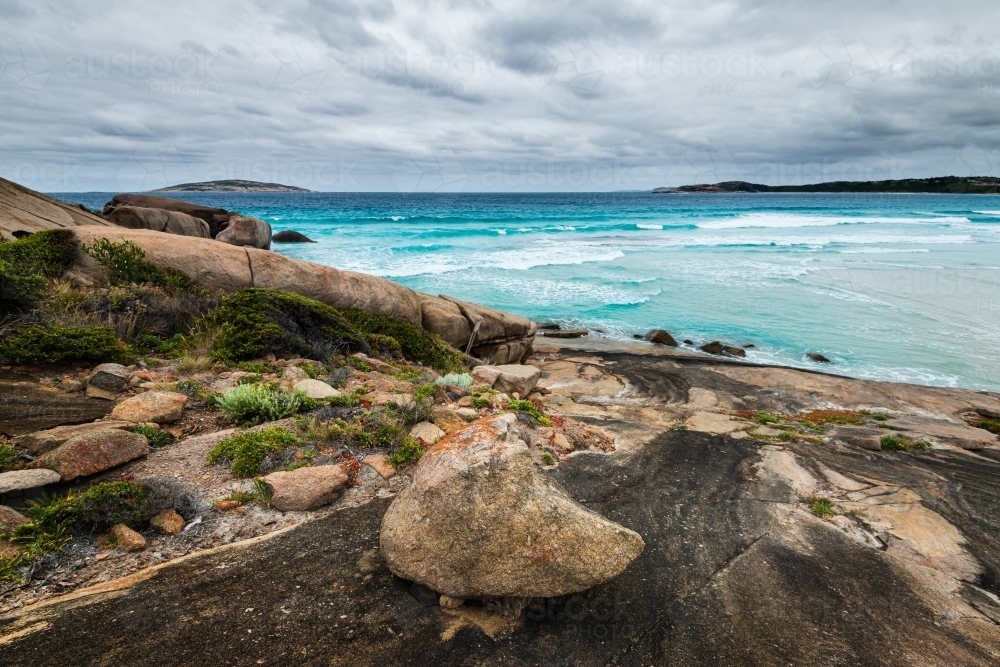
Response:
[2,176,1000,665]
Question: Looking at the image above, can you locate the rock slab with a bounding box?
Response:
[0,505,30,532]
[293,379,339,399]
[409,421,445,445]
[20,420,134,456]
[110,391,188,424]
[264,465,350,512]
[471,364,542,397]
[379,414,644,599]
[0,468,61,494]
[86,364,131,400]
[111,523,146,552]
[28,429,150,481]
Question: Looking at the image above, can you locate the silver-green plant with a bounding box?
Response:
[214,384,310,426]
[435,372,473,389]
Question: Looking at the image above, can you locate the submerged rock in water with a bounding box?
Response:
[542,329,588,339]
[808,352,831,363]
[699,341,725,355]
[380,414,644,599]
[272,230,316,243]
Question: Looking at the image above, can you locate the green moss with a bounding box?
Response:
[346,355,374,372]
[0,229,76,302]
[207,427,302,478]
[472,395,492,409]
[214,384,317,426]
[0,324,128,364]
[507,399,552,426]
[541,452,555,465]
[972,417,1000,435]
[388,437,426,468]
[753,411,782,425]
[130,425,174,449]
[880,435,906,451]
[327,387,367,408]
[414,383,437,403]
[236,361,273,374]
[235,373,263,386]
[83,238,195,293]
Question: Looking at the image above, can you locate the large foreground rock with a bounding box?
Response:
[0,176,113,241]
[0,468,61,494]
[264,464,350,512]
[102,193,231,237]
[104,205,210,238]
[0,379,112,437]
[28,429,149,481]
[110,391,187,424]
[380,414,644,599]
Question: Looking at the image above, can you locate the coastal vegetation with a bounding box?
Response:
[214,384,317,426]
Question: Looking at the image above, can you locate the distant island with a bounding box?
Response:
[653,176,1000,194]
[151,180,311,193]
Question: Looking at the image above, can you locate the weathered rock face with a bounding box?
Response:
[0,176,113,240]
[0,379,113,437]
[380,414,644,599]
[104,205,210,238]
[28,429,150,481]
[215,215,272,250]
[86,363,131,400]
[102,193,231,237]
[110,391,187,424]
[409,421,445,445]
[471,364,541,397]
[19,420,133,455]
[264,464,350,512]
[271,230,315,243]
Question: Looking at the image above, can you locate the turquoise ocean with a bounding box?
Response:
[56,191,1000,392]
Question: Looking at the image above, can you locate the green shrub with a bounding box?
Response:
[506,399,552,426]
[810,497,834,518]
[388,437,426,468]
[880,435,906,451]
[83,239,195,293]
[436,372,473,388]
[0,229,76,302]
[753,411,782,425]
[341,308,467,372]
[207,427,302,478]
[972,416,1000,435]
[221,479,271,507]
[237,361,273,374]
[131,425,174,449]
[214,383,316,426]
[541,452,555,465]
[0,324,128,364]
[206,288,371,363]
[0,444,19,472]
[327,387,366,408]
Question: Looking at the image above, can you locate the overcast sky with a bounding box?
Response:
[1,0,999,192]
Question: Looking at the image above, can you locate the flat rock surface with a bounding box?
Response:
[0,377,113,437]
[19,420,133,455]
[0,468,61,494]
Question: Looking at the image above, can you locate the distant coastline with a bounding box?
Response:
[653,176,1000,194]
[151,179,311,193]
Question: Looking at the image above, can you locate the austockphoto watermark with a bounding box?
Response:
[614,50,768,79]
[0,159,81,190]
[64,50,217,80]
[901,49,1000,79]
[478,158,635,189]
[200,159,358,190]
[342,51,489,80]
[741,158,910,187]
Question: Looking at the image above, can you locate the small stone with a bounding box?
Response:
[0,505,30,532]
[86,363,131,400]
[110,523,146,552]
[60,377,84,392]
[457,396,474,408]
[264,464,350,512]
[362,453,396,479]
[409,421,446,446]
[699,341,725,355]
[724,346,746,358]
[211,364,228,374]
[363,391,413,407]
[149,509,185,535]
[215,500,239,511]
[455,407,478,420]
[431,407,470,434]
[293,379,340,400]
[439,595,464,609]
[0,468,61,494]
[110,391,188,424]
[282,366,310,383]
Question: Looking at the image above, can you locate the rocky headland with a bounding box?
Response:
[1,177,999,665]
[151,180,311,193]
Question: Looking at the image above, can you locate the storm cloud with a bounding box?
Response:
[1,0,998,191]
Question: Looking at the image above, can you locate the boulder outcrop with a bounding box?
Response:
[272,230,315,243]
[215,215,272,250]
[102,193,231,237]
[104,205,210,238]
[264,464,350,512]
[380,414,645,599]
[0,176,113,241]
[645,329,678,346]
[471,364,541,397]
[20,420,134,455]
[86,363,132,400]
[109,391,188,424]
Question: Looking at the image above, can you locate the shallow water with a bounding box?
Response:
[56,191,1000,392]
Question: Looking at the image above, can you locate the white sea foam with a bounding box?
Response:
[636,223,663,230]
[838,248,932,254]
[496,229,507,235]
[696,213,970,230]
